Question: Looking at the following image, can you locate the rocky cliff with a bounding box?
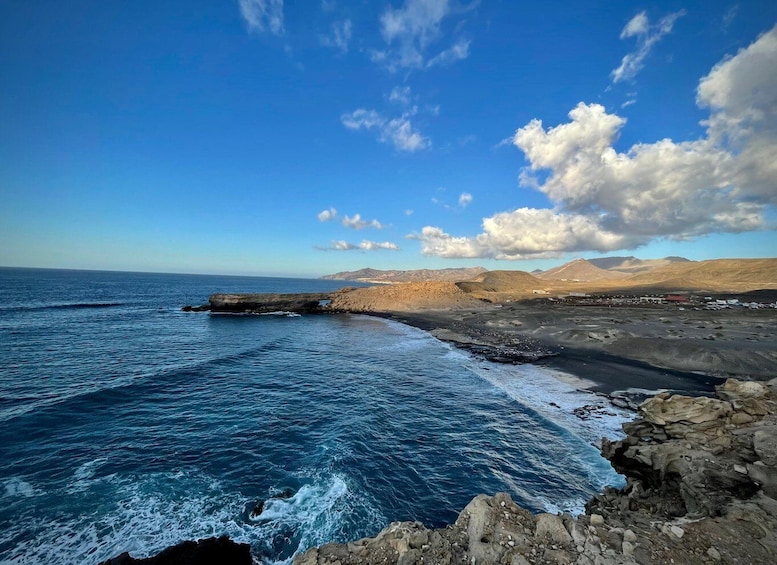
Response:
[295,378,777,564]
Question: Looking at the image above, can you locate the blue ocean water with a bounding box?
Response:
[0,268,627,564]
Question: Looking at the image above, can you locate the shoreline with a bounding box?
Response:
[372,309,732,401]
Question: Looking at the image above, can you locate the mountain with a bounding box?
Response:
[588,256,691,274]
[535,259,630,282]
[623,258,777,291]
[321,267,487,283]
[456,270,544,294]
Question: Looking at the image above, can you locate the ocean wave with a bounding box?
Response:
[0,302,125,313]
[0,468,385,565]
[2,477,44,499]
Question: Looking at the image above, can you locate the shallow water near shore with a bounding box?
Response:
[0,268,627,564]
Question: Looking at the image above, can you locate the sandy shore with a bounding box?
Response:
[369,301,777,397]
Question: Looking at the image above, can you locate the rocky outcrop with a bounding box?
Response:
[99,536,252,564]
[188,293,334,314]
[295,378,777,564]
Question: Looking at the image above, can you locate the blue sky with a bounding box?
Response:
[1,1,775,277]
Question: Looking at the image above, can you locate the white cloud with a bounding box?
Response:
[318,208,337,222]
[341,108,430,152]
[413,26,777,259]
[342,214,385,230]
[389,86,412,105]
[238,0,284,35]
[722,5,738,32]
[426,39,470,68]
[458,192,473,207]
[611,10,685,83]
[341,109,384,130]
[322,19,352,53]
[376,0,471,71]
[359,240,400,251]
[320,240,399,251]
[405,209,414,216]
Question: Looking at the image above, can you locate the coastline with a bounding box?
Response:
[162,288,777,564]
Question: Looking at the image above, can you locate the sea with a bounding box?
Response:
[0,268,630,564]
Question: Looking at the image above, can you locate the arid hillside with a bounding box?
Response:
[623,258,777,292]
[536,259,629,282]
[328,281,483,312]
[327,259,777,312]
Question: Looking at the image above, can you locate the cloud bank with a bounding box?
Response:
[414,26,777,260]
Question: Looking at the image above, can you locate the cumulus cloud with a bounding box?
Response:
[319,240,400,251]
[321,19,352,53]
[375,0,471,71]
[318,208,337,222]
[341,108,430,152]
[611,10,685,83]
[239,0,284,35]
[458,192,473,207]
[413,26,777,259]
[341,214,385,230]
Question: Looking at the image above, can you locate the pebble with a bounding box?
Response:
[670,525,684,539]
[707,546,721,561]
[623,529,637,543]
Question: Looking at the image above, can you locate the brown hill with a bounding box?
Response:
[536,259,629,282]
[623,258,777,292]
[328,282,482,312]
[600,256,692,275]
[456,270,547,299]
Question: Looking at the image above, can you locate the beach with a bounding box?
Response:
[328,285,777,397]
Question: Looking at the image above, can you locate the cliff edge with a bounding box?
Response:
[295,378,777,565]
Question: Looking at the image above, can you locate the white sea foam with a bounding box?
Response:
[2,477,43,499]
[0,470,254,565]
[469,361,631,446]
[0,467,385,565]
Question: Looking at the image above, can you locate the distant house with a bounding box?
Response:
[532,289,550,295]
[665,294,690,303]
[640,296,664,304]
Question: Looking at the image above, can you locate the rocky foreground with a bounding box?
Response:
[295,378,777,565]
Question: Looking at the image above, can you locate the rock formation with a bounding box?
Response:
[295,378,777,564]
[185,293,334,314]
[99,536,252,564]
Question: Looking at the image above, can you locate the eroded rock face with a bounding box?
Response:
[294,378,777,565]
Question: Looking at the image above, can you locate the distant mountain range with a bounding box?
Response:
[321,257,777,293]
[537,256,691,282]
[321,266,487,283]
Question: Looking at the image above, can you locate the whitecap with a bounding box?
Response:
[3,477,43,499]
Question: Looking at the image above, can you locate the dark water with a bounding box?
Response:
[0,268,625,564]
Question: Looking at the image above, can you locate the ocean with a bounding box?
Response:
[0,268,628,564]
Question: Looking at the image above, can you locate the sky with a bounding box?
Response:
[1,0,776,277]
